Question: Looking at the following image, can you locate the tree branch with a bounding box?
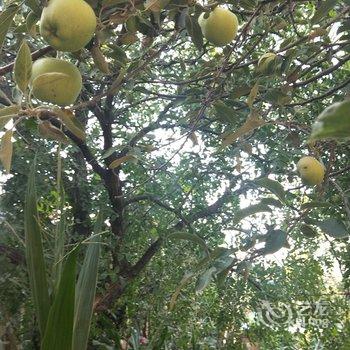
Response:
[96,175,249,310]
[330,165,350,177]
[39,110,106,178]
[94,237,163,311]
[0,46,54,76]
[118,101,176,157]
[188,175,245,223]
[127,238,163,278]
[293,54,350,88]
[289,77,350,106]
[124,193,190,225]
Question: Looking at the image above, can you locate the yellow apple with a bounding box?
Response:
[30,57,82,106]
[40,0,97,52]
[297,156,325,186]
[198,7,238,47]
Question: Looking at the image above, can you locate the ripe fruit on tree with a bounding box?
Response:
[257,52,277,73]
[198,7,239,47]
[40,0,97,52]
[297,156,325,186]
[30,57,82,106]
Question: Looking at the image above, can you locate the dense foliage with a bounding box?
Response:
[0,0,349,348]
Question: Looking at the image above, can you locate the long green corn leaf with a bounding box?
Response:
[53,145,65,291]
[73,212,103,350]
[24,164,50,336]
[42,249,77,350]
[53,187,66,293]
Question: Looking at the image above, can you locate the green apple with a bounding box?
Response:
[198,7,239,47]
[40,0,97,52]
[30,57,82,106]
[257,52,277,73]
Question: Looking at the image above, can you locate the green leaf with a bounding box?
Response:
[107,46,127,67]
[38,121,69,143]
[109,154,137,169]
[0,130,13,173]
[109,66,127,93]
[247,81,259,109]
[239,0,257,11]
[52,189,66,292]
[232,85,251,99]
[73,213,103,350]
[311,0,337,24]
[102,0,129,6]
[260,197,283,208]
[303,217,319,225]
[216,267,231,287]
[14,41,32,92]
[91,45,110,74]
[232,203,272,225]
[309,28,328,39]
[0,88,12,105]
[195,267,217,293]
[0,4,19,50]
[254,177,285,202]
[263,229,288,254]
[0,105,20,129]
[213,100,237,123]
[26,11,39,34]
[338,18,350,34]
[149,327,169,349]
[135,15,154,36]
[167,232,208,254]
[310,100,350,141]
[212,254,235,274]
[241,237,257,251]
[25,0,42,15]
[130,329,141,350]
[301,201,330,210]
[280,37,294,50]
[42,250,77,350]
[24,164,50,336]
[236,261,252,273]
[125,16,137,33]
[169,272,195,311]
[277,91,292,106]
[316,219,349,239]
[100,145,121,159]
[300,224,318,238]
[194,247,233,271]
[221,111,265,148]
[53,109,86,141]
[185,15,203,50]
